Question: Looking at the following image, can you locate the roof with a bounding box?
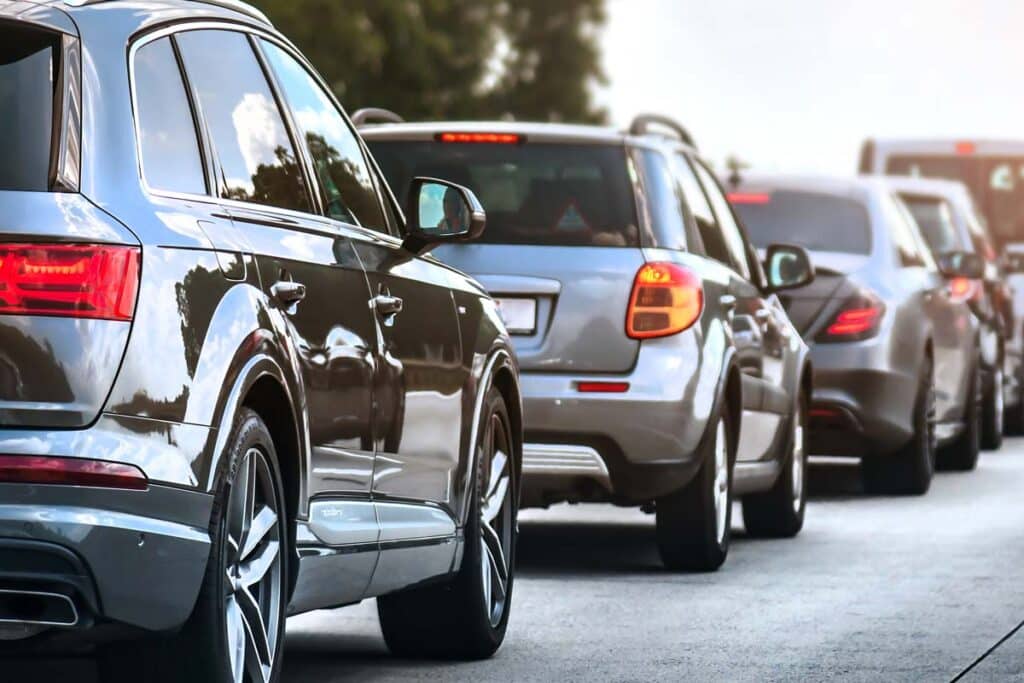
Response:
[25,0,274,38]
[880,175,973,203]
[868,138,1024,157]
[726,171,892,201]
[359,120,630,146]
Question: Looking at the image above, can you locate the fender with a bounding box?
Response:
[455,345,521,527]
[707,345,742,454]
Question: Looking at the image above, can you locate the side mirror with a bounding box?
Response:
[403,177,486,255]
[937,251,984,279]
[1003,251,1024,274]
[764,243,814,292]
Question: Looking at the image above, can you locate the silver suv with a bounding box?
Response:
[364,115,814,571]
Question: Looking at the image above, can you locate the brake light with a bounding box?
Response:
[947,276,981,304]
[436,132,523,144]
[626,262,703,339]
[817,292,885,342]
[726,192,772,205]
[0,455,148,490]
[0,244,140,321]
[955,141,976,155]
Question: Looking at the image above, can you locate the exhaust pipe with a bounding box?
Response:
[0,588,79,627]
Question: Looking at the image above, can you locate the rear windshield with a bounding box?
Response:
[886,155,1024,245]
[898,195,963,255]
[369,140,640,247]
[730,190,871,254]
[0,25,59,191]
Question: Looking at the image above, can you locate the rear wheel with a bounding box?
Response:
[742,391,807,538]
[938,363,982,471]
[656,399,733,572]
[862,358,936,495]
[100,409,289,683]
[981,365,1004,450]
[377,387,517,660]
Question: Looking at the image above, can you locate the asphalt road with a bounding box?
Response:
[8,444,1024,681]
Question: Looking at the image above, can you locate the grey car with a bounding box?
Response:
[887,175,1007,451]
[364,115,814,571]
[727,174,984,494]
[0,1,523,679]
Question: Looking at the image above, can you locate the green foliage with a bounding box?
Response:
[250,0,607,123]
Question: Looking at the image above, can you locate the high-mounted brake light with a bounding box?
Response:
[955,141,976,156]
[0,455,148,490]
[817,292,885,342]
[726,192,772,205]
[626,262,703,339]
[436,132,523,144]
[0,244,140,321]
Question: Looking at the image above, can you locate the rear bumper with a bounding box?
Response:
[518,335,710,506]
[808,341,918,457]
[0,481,212,636]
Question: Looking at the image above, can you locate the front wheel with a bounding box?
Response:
[981,366,1004,450]
[742,392,807,538]
[378,387,517,660]
[655,398,733,572]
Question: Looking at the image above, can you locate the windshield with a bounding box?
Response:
[369,140,640,247]
[886,154,1024,245]
[729,190,871,254]
[0,25,59,191]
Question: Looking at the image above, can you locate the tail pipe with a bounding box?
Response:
[0,588,79,627]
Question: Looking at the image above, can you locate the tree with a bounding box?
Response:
[250,0,607,124]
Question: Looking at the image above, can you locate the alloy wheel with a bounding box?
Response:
[712,417,729,545]
[479,412,514,629]
[224,447,283,683]
[791,403,806,514]
[994,367,1005,435]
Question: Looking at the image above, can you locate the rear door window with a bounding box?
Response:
[899,195,962,256]
[672,153,729,262]
[635,149,688,250]
[0,25,59,191]
[133,37,206,195]
[176,30,311,213]
[369,140,639,247]
[691,160,751,280]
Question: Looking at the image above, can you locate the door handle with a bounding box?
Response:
[372,294,404,316]
[271,280,306,306]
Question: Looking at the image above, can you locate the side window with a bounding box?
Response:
[259,40,387,231]
[692,159,751,280]
[636,149,688,250]
[176,30,311,213]
[133,37,206,195]
[671,153,728,262]
[885,194,931,268]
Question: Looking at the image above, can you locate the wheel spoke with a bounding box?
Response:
[226,595,246,683]
[238,586,273,683]
[482,474,509,524]
[242,505,278,561]
[480,519,508,585]
[483,537,507,605]
[486,449,509,501]
[239,540,280,588]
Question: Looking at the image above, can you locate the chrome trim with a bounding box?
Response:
[0,589,79,627]
[376,502,456,542]
[306,500,457,547]
[307,500,378,547]
[522,443,612,490]
[65,0,271,25]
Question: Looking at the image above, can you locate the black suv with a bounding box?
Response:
[0,1,521,679]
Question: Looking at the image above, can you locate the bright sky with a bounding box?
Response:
[599,0,1024,174]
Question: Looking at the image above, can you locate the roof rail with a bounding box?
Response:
[351,108,405,128]
[63,0,273,25]
[629,114,696,149]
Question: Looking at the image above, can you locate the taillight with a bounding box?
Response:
[0,244,140,321]
[817,292,885,342]
[626,262,703,339]
[0,455,148,490]
[947,277,982,304]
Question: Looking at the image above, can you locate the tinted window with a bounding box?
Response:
[636,149,687,250]
[672,154,729,263]
[731,190,872,254]
[899,196,962,255]
[134,38,205,195]
[0,26,58,191]
[260,40,385,230]
[885,194,931,268]
[692,160,751,279]
[370,141,639,247]
[176,30,310,213]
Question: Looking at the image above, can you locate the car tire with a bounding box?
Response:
[655,398,733,572]
[378,387,517,660]
[742,391,807,538]
[100,408,290,683]
[981,365,1004,450]
[938,363,982,471]
[862,357,936,495]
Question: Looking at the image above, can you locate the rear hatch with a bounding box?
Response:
[0,19,141,428]
[370,137,642,372]
[729,187,872,335]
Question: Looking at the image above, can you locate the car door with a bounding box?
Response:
[687,156,788,461]
[176,28,380,607]
[256,37,464,594]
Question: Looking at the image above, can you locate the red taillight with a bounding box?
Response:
[726,192,772,205]
[626,262,703,339]
[0,244,140,321]
[818,292,885,342]
[577,381,630,393]
[436,132,523,144]
[947,276,981,304]
[955,141,976,156]
[0,455,148,490]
